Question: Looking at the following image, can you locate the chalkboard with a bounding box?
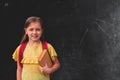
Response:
[1,0,120,80]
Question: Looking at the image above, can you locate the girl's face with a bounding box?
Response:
[25,22,43,42]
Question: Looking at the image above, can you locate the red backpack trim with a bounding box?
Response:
[18,41,48,68]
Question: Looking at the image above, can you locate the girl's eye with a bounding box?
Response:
[29,28,33,31]
[29,28,41,31]
[36,28,40,31]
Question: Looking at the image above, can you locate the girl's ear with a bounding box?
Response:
[24,28,27,34]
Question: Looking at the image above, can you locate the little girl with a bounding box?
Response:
[12,16,60,80]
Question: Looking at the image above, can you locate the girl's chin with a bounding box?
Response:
[31,39,40,42]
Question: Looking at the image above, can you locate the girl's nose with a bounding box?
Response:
[33,30,37,34]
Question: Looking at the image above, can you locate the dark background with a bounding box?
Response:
[1,0,120,80]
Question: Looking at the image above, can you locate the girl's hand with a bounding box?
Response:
[39,64,52,75]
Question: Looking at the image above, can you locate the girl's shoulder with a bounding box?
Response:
[45,42,54,48]
[15,43,26,51]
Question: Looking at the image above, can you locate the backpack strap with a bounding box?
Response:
[42,41,48,50]
[18,42,27,68]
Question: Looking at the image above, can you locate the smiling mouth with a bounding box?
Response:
[32,36,38,38]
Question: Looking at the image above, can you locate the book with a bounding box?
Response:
[38,49,53,67]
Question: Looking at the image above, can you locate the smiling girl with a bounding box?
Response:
[12,16,60,80]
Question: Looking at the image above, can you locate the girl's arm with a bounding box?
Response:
[17,61,22,80]
[50,57,60,73]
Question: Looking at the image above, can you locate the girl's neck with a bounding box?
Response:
[28,40,41,46]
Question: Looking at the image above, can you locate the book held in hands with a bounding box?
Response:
[38,49,53,67]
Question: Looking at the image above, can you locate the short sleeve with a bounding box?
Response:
[12,46,20,62]
[47,43,57,61]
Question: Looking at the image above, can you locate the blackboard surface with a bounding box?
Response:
[0,0,120,80]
